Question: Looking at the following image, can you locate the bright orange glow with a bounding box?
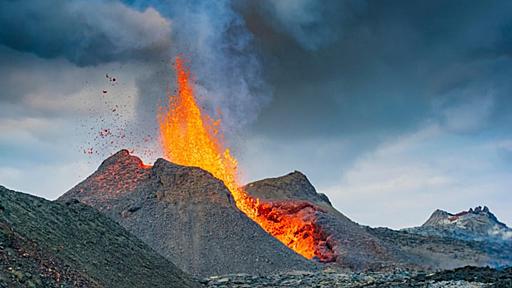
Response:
[158,57,326,260]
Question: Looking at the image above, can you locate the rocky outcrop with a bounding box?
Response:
[0,186,198,288]
[408,206,512,241]
[59,150,316,277]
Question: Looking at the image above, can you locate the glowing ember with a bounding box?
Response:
[158,57,327,260]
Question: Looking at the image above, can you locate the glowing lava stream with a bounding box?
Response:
[158,57,319,260]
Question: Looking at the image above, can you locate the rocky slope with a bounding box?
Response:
[406,206,512,242]
[245,171,419,271]
[58,150,315,277]
[0,186,198,288]
[366,227,512,270]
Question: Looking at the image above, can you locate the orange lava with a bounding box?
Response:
[158,57,323,260]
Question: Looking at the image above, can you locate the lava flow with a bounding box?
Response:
[158,57,331,261]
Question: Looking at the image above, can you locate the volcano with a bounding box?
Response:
[56,150,512,275]
[58,150,414,274]
[58,150,315,277]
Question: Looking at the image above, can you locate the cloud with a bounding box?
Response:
[254,0,365,50]
[0,45,141,119]
[0,160,95,200]
[1,0,512,230]
[438,94,495,133]
[0,0,172,66]
[242,0,512,141]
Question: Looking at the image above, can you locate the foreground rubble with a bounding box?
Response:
[201,266,512,288]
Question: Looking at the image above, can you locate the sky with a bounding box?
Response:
[1,0,511,229]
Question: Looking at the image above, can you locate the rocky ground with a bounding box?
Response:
[201,266,512,288]
[0,186,198,288]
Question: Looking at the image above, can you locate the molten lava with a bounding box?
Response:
[158,57,331,261]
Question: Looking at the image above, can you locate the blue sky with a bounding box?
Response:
[1,0,511,228]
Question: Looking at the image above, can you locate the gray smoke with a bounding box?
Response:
[255,0,366,50]
[128,0,270,136]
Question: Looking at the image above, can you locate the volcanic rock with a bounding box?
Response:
[58,150,316,277]
[366,226,512,269]
[202,269,500,288]
[244,171,415,271]
[0,186,198,288]
[412,206,512,241]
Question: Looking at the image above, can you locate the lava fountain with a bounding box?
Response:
[158,57,331,261]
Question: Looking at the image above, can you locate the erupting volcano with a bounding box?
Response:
[158,57,330,261]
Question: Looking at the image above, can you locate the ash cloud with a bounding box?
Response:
[238,0,512,140]
[251,0,366,50]
[126,0,270,135]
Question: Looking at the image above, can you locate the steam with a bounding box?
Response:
[129,0,270,135]
[170,0,270,133]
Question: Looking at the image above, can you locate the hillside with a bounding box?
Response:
[0,186,198,288]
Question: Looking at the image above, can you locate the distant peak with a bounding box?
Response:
[422,205,509,232]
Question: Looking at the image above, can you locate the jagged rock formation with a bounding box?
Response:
[59,150,316,277]
[414,206,512,241]
[245,171,417,271]
[0,186,198,288]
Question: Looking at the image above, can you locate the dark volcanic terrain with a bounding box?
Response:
[59,150,315,277]
[0,186,197,288]
[245,172,512,271]
[202,266,512,287]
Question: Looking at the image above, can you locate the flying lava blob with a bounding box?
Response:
[158,57,331,261]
